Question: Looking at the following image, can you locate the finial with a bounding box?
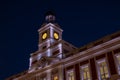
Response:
[45,11,56,23]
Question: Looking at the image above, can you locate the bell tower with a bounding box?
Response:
[38,11,63,54]
[29,11,77,71]
[29,11,63,70]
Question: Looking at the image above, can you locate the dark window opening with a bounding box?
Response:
[42,46,47,49]
[53,50,59,55]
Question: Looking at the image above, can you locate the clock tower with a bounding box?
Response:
[29,11,77,71]
[38,11,63,57]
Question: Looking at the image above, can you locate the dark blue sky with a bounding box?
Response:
[0,0,120,79]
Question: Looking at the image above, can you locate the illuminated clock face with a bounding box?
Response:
[54,32,59,39]
[42,33,47,40]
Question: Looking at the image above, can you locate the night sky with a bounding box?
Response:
[0,0,120,79]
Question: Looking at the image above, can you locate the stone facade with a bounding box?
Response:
[6,12,120,80]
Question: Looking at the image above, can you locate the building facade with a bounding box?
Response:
[6,12,120,80]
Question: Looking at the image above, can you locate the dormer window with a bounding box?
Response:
[96,59,110,80]
[80,64,91,80]
[67,69,75,80]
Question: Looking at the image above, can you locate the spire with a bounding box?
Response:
[45,11,56,23]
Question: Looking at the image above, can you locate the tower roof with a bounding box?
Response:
[45,11,55,16]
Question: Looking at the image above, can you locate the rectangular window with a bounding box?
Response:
[53,75,59,80]
[53,50,59,55]
[97,59,109,80]
[115,54,120,74]
[81,65,91,80]
[67,70,75,80]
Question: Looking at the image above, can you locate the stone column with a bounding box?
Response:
[58,65,64,80]
[47,70,51,80]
